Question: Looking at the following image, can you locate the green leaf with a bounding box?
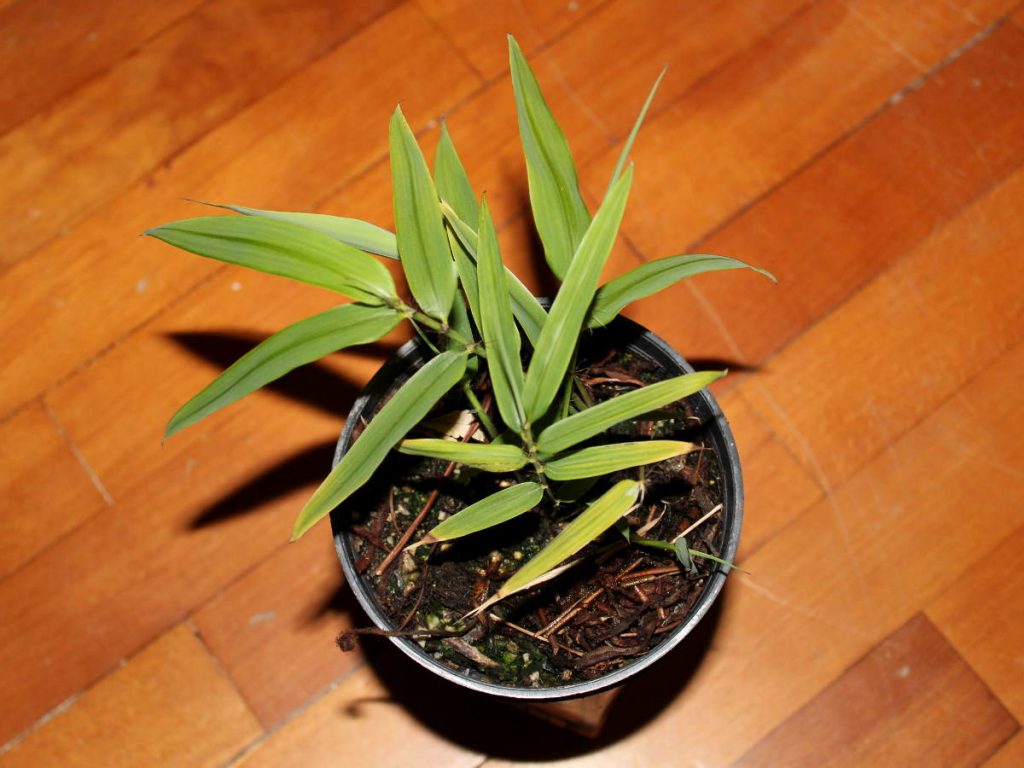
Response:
[439,201,547,347]
[551,475,599,504]
[603,66,666,201]
[521,167,633,422]
[192,202,398,259]
[476,479,641,611]
[477,200,526,432]
[389,106,457,320]
[673,535,695,573]
[146,216,397,304]
[434,124,479,224]
[292,350,467,540]
[544,440,697,481]
[588,254,777,328]
[448,289,473,353]
[409,482,543,549]
[536,369,725,458]
[443,216,481,327]
[397,438,528,472]
[508,34,590,280]
[689,548,746,574]
[167,303,401,439]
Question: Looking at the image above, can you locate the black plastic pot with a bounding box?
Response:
[330,315,743,701]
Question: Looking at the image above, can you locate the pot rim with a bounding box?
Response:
[331,317,743,700]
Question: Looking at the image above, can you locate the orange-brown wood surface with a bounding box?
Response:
[1,2,1021,766]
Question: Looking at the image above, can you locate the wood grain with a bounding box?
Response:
[193,530,363,729]
[734,613,1017,767]
[0,2,478,420]
[0,0,204,134]
[984,730,1024,768]
[232,665,483,768]
[0,402,107,577]
[0,623,261,768]
[741,158,1024,489]
[928,525,1024,722]
[611,5,1024,368]
[2,1,1022,763]
[0,0,402,270]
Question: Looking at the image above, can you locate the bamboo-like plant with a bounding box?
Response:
[148,36,774,611]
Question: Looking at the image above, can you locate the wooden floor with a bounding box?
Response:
[2,1,1023,765]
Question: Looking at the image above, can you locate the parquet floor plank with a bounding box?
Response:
[416,0,607,81]
[607,5,1024,367]
[0,623,261,768]
[0,402,107,578]
[0,0,403,271]
[740,158,1024,490]
[733,614,1017,767]
[927,525,1024,722]
[0,261,407,744]
[192,528,363,729]
[231,665,483,768]
[0,2,478,420]
[0,0,205,135]
[984,731,1024,768]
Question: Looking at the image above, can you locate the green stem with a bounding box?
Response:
[461,381,499,441]
[520,423,553,501]
[629,535,745,574]
[398,302,482,356]
[408,317,441,355]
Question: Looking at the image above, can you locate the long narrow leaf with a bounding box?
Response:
[603,67,666,201]
[544,440,697,481]
[390,106,457,320]
[588,254,777,328]
[411,482,544,550]
[146,216,397,303]
[397,439,528,472]
[448,289,473,352]
[434,125,480,224]
[537,369,725,458]
[167,303,401,439]
[292,351,467,540]
[508,35,590,280]
[521,168,633,422]
[194,202,397,259]
[477,200,526,432]
[474,480,641,612]
[440,201,547,346]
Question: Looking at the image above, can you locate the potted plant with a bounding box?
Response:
[147,35,774,700]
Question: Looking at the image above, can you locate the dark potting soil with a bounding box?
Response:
[339,344,727,689]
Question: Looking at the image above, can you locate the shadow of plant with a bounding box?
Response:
[340,587,726,759]
[166,331,396,529]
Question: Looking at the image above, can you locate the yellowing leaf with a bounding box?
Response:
[543,440,697,481]
[397,439,528,472]
[473,480,641,613]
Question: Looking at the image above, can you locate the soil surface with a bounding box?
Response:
[339,336,728,689]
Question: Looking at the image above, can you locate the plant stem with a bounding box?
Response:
[520,422,553,500]
[408,317,441,355]
[397,301,483,356]
[462,381,499,441]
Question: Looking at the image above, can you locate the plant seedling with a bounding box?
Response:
[148,35,773,616]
